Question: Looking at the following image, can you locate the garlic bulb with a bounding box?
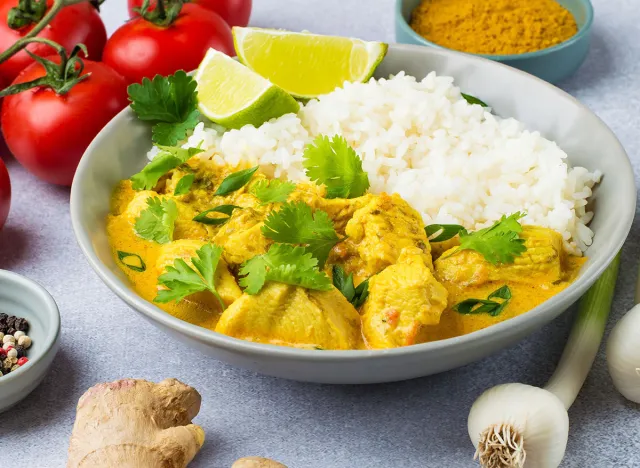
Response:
[607,303,640,403]
[468,383,568,468]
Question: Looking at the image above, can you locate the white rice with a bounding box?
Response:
[148,71,601,255]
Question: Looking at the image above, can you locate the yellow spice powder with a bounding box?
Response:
[410,0,578,55]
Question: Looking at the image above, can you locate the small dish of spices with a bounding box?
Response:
[395,0,594,83]
[0,270,60,413]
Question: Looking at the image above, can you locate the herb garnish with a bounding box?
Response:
[261,201,340,267]
[127,71,200,146]
[461,93,489,108]
[250,179,296,205]
[425,223,466,242]
[155,243,226,309]
[453,285,511,316]
[239,244,332,295]
[332,265,369,308]
[117,251,146,272]
[193,204,241,225]
[215,166,259,196]
[302,134,370,199]
[457,213,527,264]
[174,173,195,195]
[134,197,178,244]
[130,145,203,191]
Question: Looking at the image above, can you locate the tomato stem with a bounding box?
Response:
[0,38,90,97]
[7,0,48,30]
[136,0,184,27]
[0,0,90,65]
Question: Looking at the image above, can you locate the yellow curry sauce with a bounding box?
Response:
[107,159,585,350]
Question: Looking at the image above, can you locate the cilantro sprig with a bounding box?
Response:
[239,244,332,295]
[134,197,178,244]
[130,145,203,191]
[155,243,226,309]
[261,201,340,267]
[127,71,200,146]
[453,285,511,316]
[302,135,370,199]
[457,213,527,264]
[250,179,296,205]
[332,265,369,308]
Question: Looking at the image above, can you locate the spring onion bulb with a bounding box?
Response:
[468,253,621,468]
[606,264,640,403]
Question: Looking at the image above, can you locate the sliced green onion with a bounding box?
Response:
[174,174,195,195]
[461,93,489,108]
[215,166,259,196]
[117,251,146,272]
[425,223,466,242]
[193,204,241,225]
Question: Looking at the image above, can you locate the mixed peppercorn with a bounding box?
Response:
[0,313,32,376]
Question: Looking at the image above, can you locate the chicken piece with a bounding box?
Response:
[124,191,211,241]
[317,194,375,234]
[213,206,271,266]
[156,239,242,308]
[361,254,448,349]
[215,283,362,350]
[335,193,433,279]
[434,226,566,287]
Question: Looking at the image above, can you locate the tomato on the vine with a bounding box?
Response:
[103,0,234,84]
[127,0,251,27]
[0,157,10,230]
[0,0,106,83]
[1,45,128,186]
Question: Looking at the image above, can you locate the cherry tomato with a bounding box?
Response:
[0,0,106,83]
[0,157,10,230]
[128,0,251,27]
[1,58,128,186]
[103,3,234,84]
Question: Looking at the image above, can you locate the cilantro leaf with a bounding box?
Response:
[128,71,197,122]
[134,197,178,244]
[425,224,466,242]
[453,285,511,316]
[461,93,489,108]
[155,243,226,309]
[193,204,241,225]
[130,145,203,191]
[458,213,527,264]
[127,71,200,145]
[302,135,370,199]
[261,201,340,267]
[332,265,369,308]
[250,179,296,205]
[239,244,332,295]
[215,166,259,196]
[174,173,195,195]
[152,109,200,146]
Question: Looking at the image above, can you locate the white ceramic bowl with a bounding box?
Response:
[70,44,635,384]
[0,270,60,411]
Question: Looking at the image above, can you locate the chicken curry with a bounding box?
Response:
[106,143,586,350]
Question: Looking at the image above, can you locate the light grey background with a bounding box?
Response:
[1,0,639,466]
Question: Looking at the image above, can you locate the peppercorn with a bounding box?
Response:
[2,334,14,344]
[18,335,31,349]
[10,364,19,372]
[13,318,28,333]
[0,313,7,321]
[17,357,28,366]
[13,330,24,340]
[7,348,17,359]
[2,343,13,351]
[14,345,25,358]
[0,348,6,358]
[6,316,15,329]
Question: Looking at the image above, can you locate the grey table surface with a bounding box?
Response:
[1,0,639,466]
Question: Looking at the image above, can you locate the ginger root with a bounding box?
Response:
[232,457,288,468]
[67,378,204,468]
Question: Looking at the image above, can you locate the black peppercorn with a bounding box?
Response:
[15,345,25,358]
[6,327,15,336]
[14,318,29,333]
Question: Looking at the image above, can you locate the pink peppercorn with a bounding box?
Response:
[0,348,5,358]
[17,357,28,366]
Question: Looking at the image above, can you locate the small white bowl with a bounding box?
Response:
[0,270,60,412]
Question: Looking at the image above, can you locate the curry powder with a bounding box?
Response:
[410,0,578,55]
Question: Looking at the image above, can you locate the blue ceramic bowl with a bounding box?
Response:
[395,0,594,83]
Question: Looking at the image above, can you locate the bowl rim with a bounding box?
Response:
[394,0,594,61]
[70,42,635,362]
[0,270,60,386]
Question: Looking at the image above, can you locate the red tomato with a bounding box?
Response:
[128,0,251,27]
[0,157,10,230]
[1,58,128,186]
[103,3,234,84]
[0,0,106,83]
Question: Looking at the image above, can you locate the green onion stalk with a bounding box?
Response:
[467,253,620,468]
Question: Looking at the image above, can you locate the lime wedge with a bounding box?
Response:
[194,49,299,129]
[233,27,388,99]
